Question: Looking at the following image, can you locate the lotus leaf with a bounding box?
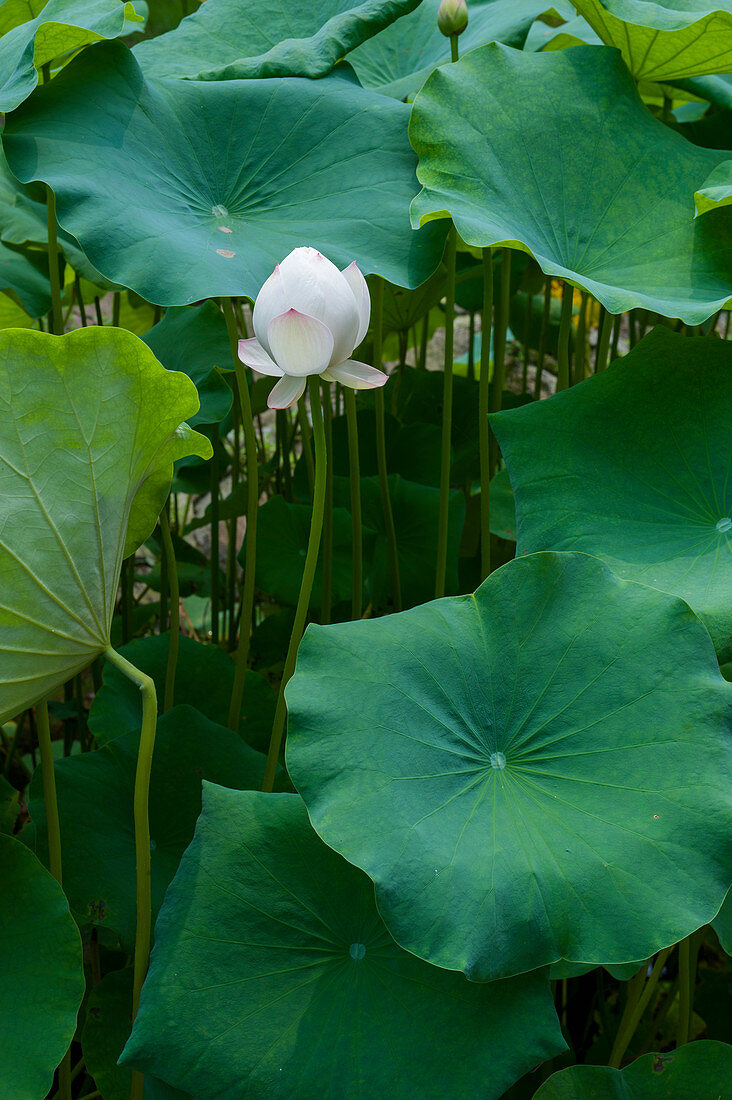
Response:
[120,785,566,1099]
[491,327,732,653]
[695,158,732,213]
[410,44,732,324]
[286,552,732,981]
[0,832,84,1098]
[572,0,732,81]
[0,0,142,112]
[133,0,422,80]
[3,41,445,304]
[0,326,210,725]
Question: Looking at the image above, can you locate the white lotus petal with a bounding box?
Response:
[277,247,360,366]
[267,309,334,377]
[252,264,288,354]
[267,374,307,410]
[341,261,371,347]
[322,359,388,390]
[237,337,283,376]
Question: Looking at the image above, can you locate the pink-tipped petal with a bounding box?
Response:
[237,337,283,376]
[252,264,288,353]
[341,261,371,347]
[267,309,334,377]
[322,359,388,390]
[267,374,307,410]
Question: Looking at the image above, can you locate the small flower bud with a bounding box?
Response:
[437,0,468,37]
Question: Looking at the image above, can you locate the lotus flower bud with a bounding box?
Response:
[437,0,468,37]
[237,247,388,409]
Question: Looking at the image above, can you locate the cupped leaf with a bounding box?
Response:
[142,303,233,426]
[25,705,268,950]
[410,43,732,324]
[534,1039,732,1098]
[88,634,275,753]
[0,326,210,726]
[0,832,84,1099]
[349,0,546,99]
[3,41,446,304]
[121,784,566,1099]
[133,0,422,80]
[491,327,732,653]
[0,238,51,316]
[572,0,732,82]
[286,551,732,982]
[695,158,732,213]
[0,0,142,112]
[82,968,192,1100]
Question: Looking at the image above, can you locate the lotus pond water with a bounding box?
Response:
[0,0,730,1098]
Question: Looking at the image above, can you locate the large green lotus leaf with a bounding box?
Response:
[82,968,192,1100]
[572,0,732,81]
[695,158,732,213]
[3,42,445,304]
[491,327,732,653]
[26,704,267,951]
[133,0,422,80]
[0,238,51,316]
[286,551,732,981]
[534,1040,732,1098]
[0,0,142,113]
[0,832,84,1099]
[121,785,566,1099]
[88,634,275,754]
[142,304,232,426]
[349,0,545,98]
[409,44,732,324]
[0,328,209,726]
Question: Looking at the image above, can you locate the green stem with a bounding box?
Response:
[320,381,334,624]
[344,387,363,619]
[522,293,533,392]
[159,510,179,714]
[74,273,87,327]
[467,311,475,380]
[676,933,700,1048]
[46,187,63,335]
[262,376,327,792]
[534,278,552,398]
[574,291,588,383]
[595,306,612,372]
[419,312,429,369]
[112,291,121,328]
[209,423,220,644]
[372,278,402,611]
[450,35,459,62]
[608,948,673,1068]
[557,282,574,391]
[103,648,157,1016]
[435,226,457,599]
[222,299,259,733]
[489,248,511,474]
[479,247,493,581]
[36,700,63,887]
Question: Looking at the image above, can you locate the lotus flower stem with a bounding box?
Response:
[435,227,457,599]
[574,291,588,383]
[595,306,612,372]
[479,247,493,581]
[608,946,673,1068]
[344,387,363,618]
[320,381,334,624]
[103,647,157,1100]
[676,932,701,1048]
[372,278,402,611]
[557,281,574,391]
[298,394,315,500]
[263,375,327,792]
[223,298,259,734]
[210,423,220,644]
[74,273,87,327]
[45,186,63,335]
[159,509,179,714]
[490,248,512,474]
[534,278,551,398]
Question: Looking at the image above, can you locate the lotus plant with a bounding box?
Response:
[238,246,388,408]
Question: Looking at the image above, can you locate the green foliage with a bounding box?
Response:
[0,832,84,1098]
[410,43,732,322]
[120,785,566,1098]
